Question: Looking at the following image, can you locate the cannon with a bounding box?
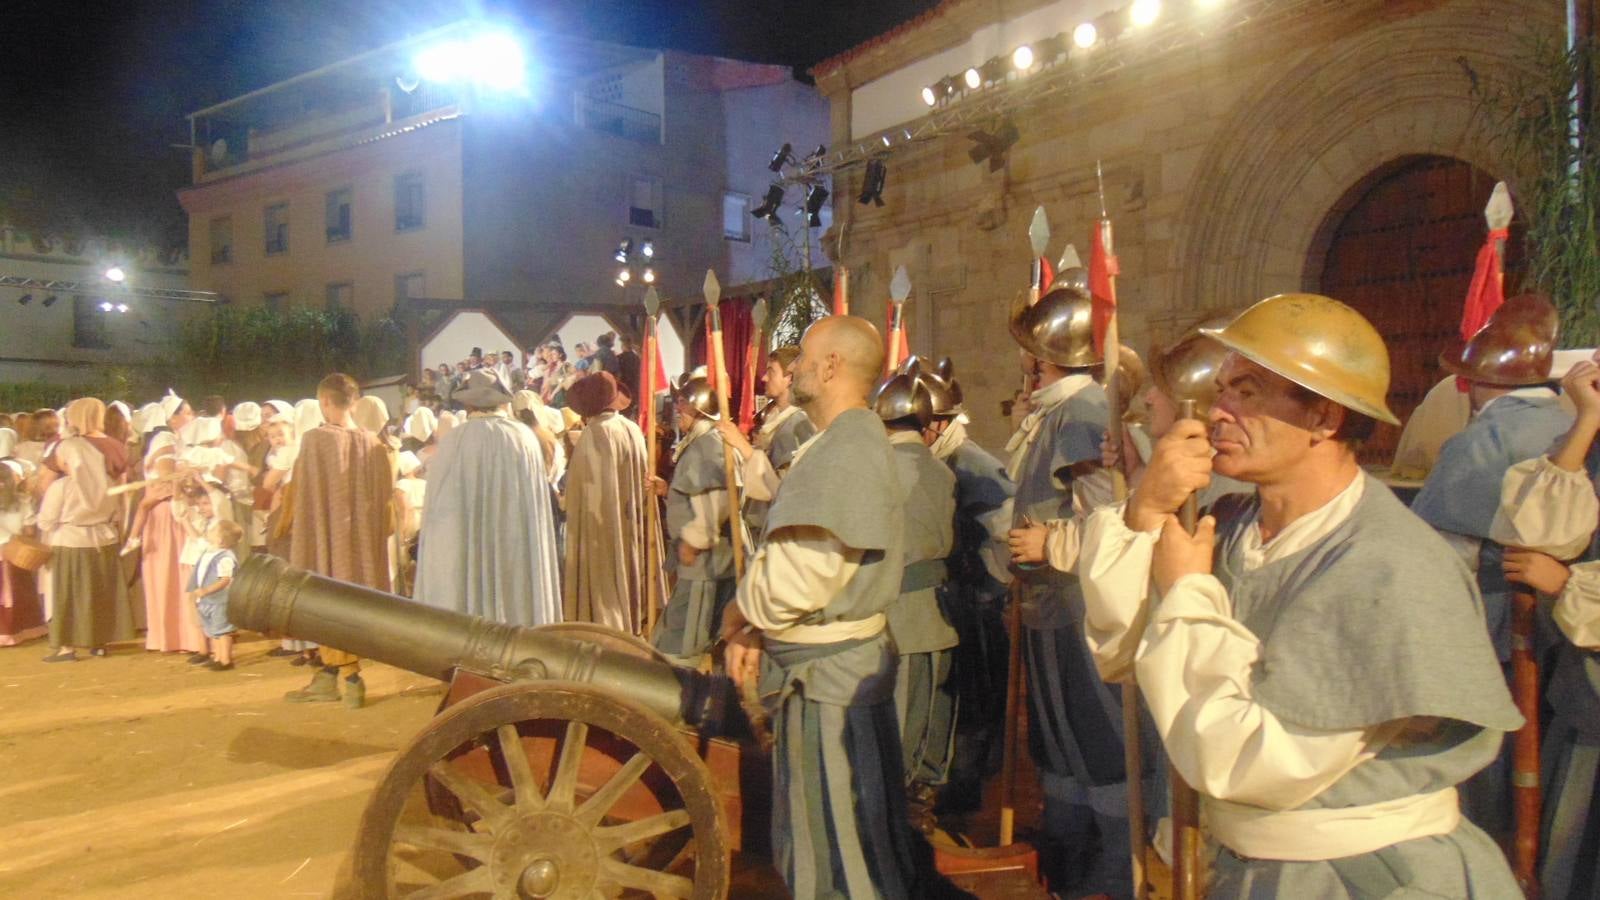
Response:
[232,554,1045,899]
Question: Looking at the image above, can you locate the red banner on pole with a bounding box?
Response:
[1089,223,1120,355]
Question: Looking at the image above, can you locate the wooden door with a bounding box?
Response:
[1316,155,1522,464]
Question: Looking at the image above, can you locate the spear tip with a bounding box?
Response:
[1058,243,1082,271]
[890,265,912,302]
[702,269,722,307]
[1028,206,1050,257]
[752,297,768,325]
[643,285,660,317]
[1485,181,1514,231]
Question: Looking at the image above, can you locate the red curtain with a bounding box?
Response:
[690,297,757,424]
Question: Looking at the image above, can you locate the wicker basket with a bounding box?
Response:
[1,534,52,571]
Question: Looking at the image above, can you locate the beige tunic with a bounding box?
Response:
[562,412,656,635]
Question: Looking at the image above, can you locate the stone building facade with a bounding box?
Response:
[813,0,1556,455]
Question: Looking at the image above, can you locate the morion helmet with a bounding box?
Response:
[899,355,965,418]
[1009,282,1099,369]
[1438,293,1558,387]
[673,375,720,420]
[1150,315,1235,416]
[1201,293,1400,426]
[871,371,934,429]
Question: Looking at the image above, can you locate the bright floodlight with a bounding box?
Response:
[963,67,982,89]
[641,241,655,259]
[618,268,632,283]
[1131,0,1161,26]
[98,301,113,312]
[642,268,656,284]
[414,30,525,90]
[1073,22,1098,48]
[921,85,937,106]
[1012,45,1034,70]
[104,266,126,282]
[116,303,129,313]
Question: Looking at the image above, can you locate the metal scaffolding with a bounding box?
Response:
[0,274,224,304]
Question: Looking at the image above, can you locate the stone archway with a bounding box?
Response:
[1172,0,1546,314]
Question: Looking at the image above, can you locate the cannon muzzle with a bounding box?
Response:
[231,555,733,731]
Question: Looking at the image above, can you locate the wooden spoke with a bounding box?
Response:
[392,825,492,861]
[495,724,544,812]
[573,751,654,828]
[546,720,589,811]
[594,809,692,853]
[597,858,696,898]
[401,863,494,900]
[427,762,511,830]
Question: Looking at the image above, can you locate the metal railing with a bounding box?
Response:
[580,98,662,144]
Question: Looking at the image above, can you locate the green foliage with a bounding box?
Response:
[761,224,829,349]
[1472,31,1600,346]
[175,304,409,400]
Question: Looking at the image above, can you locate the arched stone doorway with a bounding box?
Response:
[1313,155,1523,463]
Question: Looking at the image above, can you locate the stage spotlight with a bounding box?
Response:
[968,119,1021,172]
[805,145,827,163]
[642,268,656,284]
[922,85,938,106]
[1073,22,1098,48]
[104,266,126,283]
[1131,0,1161,27]
[881,133,893,148]
[617,268,632,285]
[640,240,655,259]
[804,184,830,227]
[1034,33,1067,63]
[768,142,794,172]
[116,303,129,313]
[858,158,888,207]
[980,56,1008,83]
[16,294,31,305]
[963,67,982,90]
[1012,45,1035,70]
[42,294,57,307]
[99,300,114,313]
[750,183,786,222]
[615,239,633,263]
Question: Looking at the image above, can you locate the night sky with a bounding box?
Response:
[1,0,938,247]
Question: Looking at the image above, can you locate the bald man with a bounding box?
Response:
[721,316,923,898]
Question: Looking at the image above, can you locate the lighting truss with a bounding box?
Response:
[0,274,225,304]
[793,0,1336,182]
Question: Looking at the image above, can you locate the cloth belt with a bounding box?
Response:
[1204,787,1461,862]
[900,558,949,594]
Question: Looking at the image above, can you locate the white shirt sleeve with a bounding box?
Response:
[739,451,781,503]
[681,488,728,550]
[1044,516,1084,574]
[737,525,863,632]
[1555,560,1600,650]
[1491,456,1599,558]
[215,555,237,579]
[1078,503,1160,682]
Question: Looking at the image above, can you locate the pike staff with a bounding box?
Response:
[998,206,1054,848]
[886,266,911,373]
[641,286,667,635]
[702,270,747,579]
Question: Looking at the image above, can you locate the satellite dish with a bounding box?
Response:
[395,73,420,94]
[209,138,229,165]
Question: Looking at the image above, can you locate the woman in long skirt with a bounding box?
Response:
[38,399,132,661]
[0,433,46,646]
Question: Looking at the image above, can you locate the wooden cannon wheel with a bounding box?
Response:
[529,623,670,665]
[352,681,731,899]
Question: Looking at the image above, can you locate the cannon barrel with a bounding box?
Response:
[231,554,732,730]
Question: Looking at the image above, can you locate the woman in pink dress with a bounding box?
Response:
[0,428,46,646]
[138,434,205,653]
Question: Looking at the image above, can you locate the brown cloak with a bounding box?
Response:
[561,411,658,635]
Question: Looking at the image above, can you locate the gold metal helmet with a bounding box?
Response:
[900,355,965,418]
[1150,315,1235,415]
[1052,266,1090,294]
[673,376,720,420]
[1108,344,1147,418]
[871,371,934,428]
[1439,293,1559,387]
[1009,283,1100,369]
[1200,293,1401,426]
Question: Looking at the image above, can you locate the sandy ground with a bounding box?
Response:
[0,632,444,899]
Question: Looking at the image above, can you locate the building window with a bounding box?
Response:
[72,296,110,349]
[325,282,354,311]
[395,271,424,304]
[723,193,750,241]
[263,290,290,312]
[629,176,661,229]
[209,216,233,264]
[395,173,425,232]
[264,203,289,255]
[325,188,352,243]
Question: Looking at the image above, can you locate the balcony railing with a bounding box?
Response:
[580,99,662,145]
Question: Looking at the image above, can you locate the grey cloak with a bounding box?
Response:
[415,414,561,627]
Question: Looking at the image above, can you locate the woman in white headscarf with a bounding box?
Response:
[134,430,205,654]
[0,428,47,646]
[38,399,134,661]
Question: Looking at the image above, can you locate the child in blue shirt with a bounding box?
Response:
[188,518,243,671]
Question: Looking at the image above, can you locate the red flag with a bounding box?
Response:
[1455,228,1508,392]
[1089,222,1120,354]
[637,328,669,431]
[833,268,850,316]
[739,345,758,433]
[1039,256,1055,293]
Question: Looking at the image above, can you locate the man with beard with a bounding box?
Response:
[1078,294,1522,897]
[721,316,928,898]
